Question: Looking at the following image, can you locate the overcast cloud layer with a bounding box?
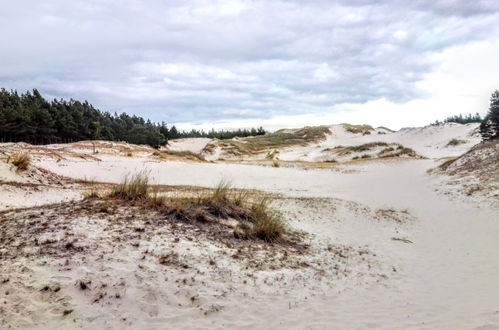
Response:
[1,0,499,129]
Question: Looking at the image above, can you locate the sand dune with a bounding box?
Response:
[0,122,498,329]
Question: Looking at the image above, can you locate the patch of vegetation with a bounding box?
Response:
[8,152,30,171]
[378,147,395,156]
[377,126,395,133]
[202,143,216,154]
[215,126,330,156]
[109,172,150,200]
[447,139,467,146]
[343,142,388,152]
[265,149,279,160]
[341,123,374,134]
[271,160,280,167]
[106,176,289,243]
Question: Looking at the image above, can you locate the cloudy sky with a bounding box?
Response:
[1,0,499,130]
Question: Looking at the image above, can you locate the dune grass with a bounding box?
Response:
[215,126,330,156]
[106,175,287,242]
[109,172,150,200]
[156,150,206,162]
[341,123,373,134]
[9,152,31,171]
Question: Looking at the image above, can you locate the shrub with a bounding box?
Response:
[447,139,467,146]
[272,160,280,167]
[9,153,30,171]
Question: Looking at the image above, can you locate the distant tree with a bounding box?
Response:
[433,113,483,126]
[480,90,499,140]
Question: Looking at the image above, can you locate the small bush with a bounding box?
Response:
[447,139,467,146]
[9,153,30,171]
[110,172,150,200]
[272,160,280,167]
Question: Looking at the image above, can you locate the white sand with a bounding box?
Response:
[1,124,498,329]
[166,138,212,154]
[32,153,499,329]
[278,123,481,162]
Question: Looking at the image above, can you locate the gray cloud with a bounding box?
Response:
[1,0,499,125]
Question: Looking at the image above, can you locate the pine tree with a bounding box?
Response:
[480,90,499,141]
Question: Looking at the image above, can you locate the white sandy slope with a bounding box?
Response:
[0,160,81,210]
[34,154,499,329]
[277,123,481,161]
[165,123,481,162]
[166,138,211,154]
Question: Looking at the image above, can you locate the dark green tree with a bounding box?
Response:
[480,90,499,140]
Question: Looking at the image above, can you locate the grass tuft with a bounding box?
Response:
[110,172,150,200]
[9,152,31,171]
[249,198,285,242]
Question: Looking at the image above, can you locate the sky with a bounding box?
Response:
[1,0,499,131]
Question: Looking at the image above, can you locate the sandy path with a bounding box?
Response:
[35,157,499,328]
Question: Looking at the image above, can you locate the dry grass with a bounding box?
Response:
[249,198,285,242]
[109,172,150,200]
[9,152,31,171]
[342,123,374,134]
[214,126,330,156]
[156,150,206,162]
[106,175,288,243]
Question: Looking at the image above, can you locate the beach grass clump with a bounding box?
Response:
[110,172,150,200]
[248,198,285,242]
[9,152,31,171]
[104,175,288,243]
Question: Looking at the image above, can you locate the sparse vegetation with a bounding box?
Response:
[248,198,285,242]
[155,150,206,162]
[213,126,330,156]
[447,139,467,146]
[342,123,373,134]
[109,172,150,200]
[377,126,395,133]
[8,152,31,171]
[105,175,288,243]
[272,160,280,167]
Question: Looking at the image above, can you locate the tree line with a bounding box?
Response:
[430,90,498,141]
[433,113,483,125]
[168,126,266,140]
[0,89,266,148]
